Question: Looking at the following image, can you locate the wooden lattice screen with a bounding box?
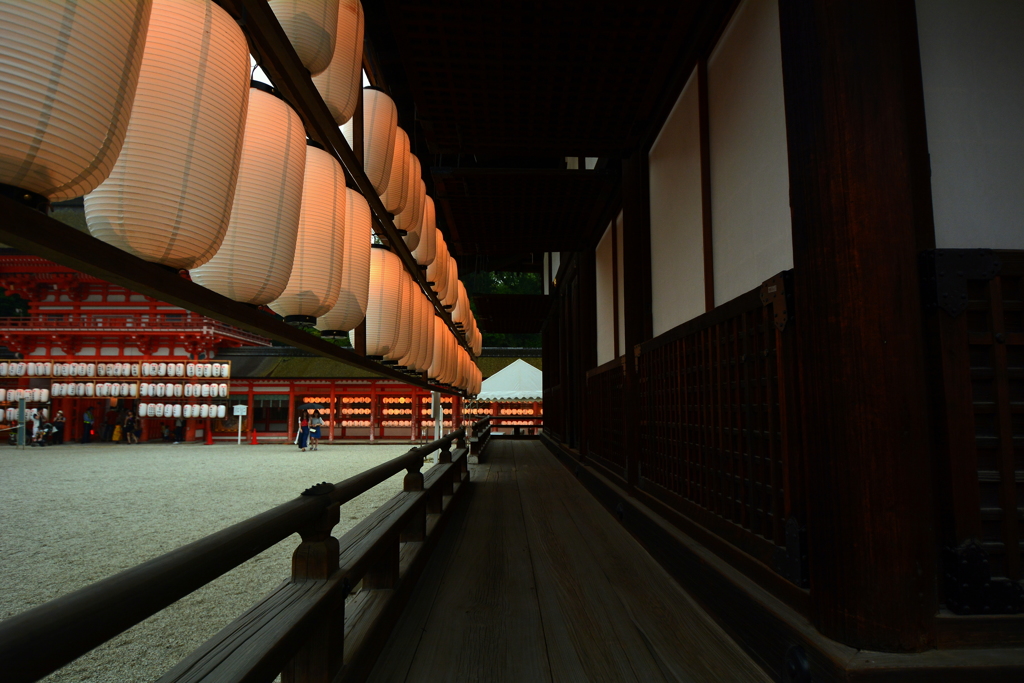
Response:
[634,273,802,575]
[585,357,627,477]
[932,250,1024,587]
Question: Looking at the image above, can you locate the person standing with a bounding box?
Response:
[296,413,309,452]
[81,407,94,443]
[308,412,324,451]
[124,411,138,445]
[52,410,66,445]
[102,407,118,441]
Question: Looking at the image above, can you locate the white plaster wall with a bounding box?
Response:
[917,0,1024,249]
[648,69,705,336]
[708,0,793,305]
[595,223,616,365]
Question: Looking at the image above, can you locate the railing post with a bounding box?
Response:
[401,461,426,543]
[284,484,342,683]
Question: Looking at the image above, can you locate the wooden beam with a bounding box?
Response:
[779,0,938,651]
[0,197,459,395]
[219,0,472,358]
[697,58,715,312]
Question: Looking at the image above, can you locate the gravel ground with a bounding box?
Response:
[0,441,420,682]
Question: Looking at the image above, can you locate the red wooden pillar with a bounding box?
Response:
[287,386,295,444]
[369,383,377,441]
[247,391,255,444]
[779,0,937,652]
[329,382,336,443]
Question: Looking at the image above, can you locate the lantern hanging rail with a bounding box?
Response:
[0,195,461,397]
[0,428,470,683]
[217,0,474,359]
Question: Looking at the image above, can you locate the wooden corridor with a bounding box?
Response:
[367,439,771,682]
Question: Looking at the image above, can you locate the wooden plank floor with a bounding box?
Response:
[367,439,771,683]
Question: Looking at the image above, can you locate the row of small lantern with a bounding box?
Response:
[139,383,230,398]
[4,407,49,423]
[137,403,227,420]
[0,0,482,395]
[0,388,50,403]
[140,363,231,378]
[51,383,137,398]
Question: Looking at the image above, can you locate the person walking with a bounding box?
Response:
[308,412,324,451]
[52,410,66,445]
[296,413,310,452]
[81,407,94,443]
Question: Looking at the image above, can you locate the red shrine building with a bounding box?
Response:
[0,251,466,443]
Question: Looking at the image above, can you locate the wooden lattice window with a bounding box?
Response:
[585,357,627,477]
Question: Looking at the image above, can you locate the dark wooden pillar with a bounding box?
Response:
[578,250,597,459]
[620,150,652,488]
[779,0,937,652]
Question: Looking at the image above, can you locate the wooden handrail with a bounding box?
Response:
[0,430,466,682]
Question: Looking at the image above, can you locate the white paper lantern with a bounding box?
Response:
[216,404,226,419]
[97,364,107,377]
[85,0,250,270]
[0,363,7,376]
[318,188,371,334]
[381,127,410,215]
[362,246,403,357]
[173,384,183,398]
[219,383,228,398]
[158,362,167,376]
[184,384,194,398]
[267,0,338,76]
[31,388,40,402]
[155,383,165,397]
[221,363,230,378]
[0,0,152,202]
[126,383,136,397]
[311,0,363,124]
[84,383,94,397]
[201,384,210,398]
[172,404,182,418]
[155,403,164,418]
[211,363,221,378]
[186,363,195,377]
[183,404,193,419]
[269,144,347,323]
[86,363,96,376]
[27,363,36,377]
[191,84,306,304]
[341,87,397,195]
[199,404,209,418]
[387,270,414,363]
[108,384,118,398]
[40,389,50,403]
[202,364,212,378]
[397,169,425,252]
[131,364,140,377]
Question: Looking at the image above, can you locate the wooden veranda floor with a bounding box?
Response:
[367,439,771,682]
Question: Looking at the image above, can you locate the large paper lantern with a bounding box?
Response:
[426,237,450,299]
[441,256,460,309]
[362,246,403,357]
[191,83,306,304]
[427,316,447,382]
[412,198,438,267]
[318,188,372,334]
[85,0,250,269]
[268,0,338,76]
[380,128,409,215]
[341,88,397,195]
[311,0,363,124]
[0,0,152,204]
[386,270,414,363]
[269,143,347,323]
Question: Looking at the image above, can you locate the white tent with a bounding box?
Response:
[476,358,542,401]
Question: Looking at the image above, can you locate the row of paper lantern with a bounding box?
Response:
[138,383,229,398]
[421,409,454,416]
[0,388,50,403]
[52,383,138,398]
[499,409,539,415]
[0,0,481,393]
[137,403,227,419]
[0,362,49,377]
[140,363,231,378]
[5,407,49,422]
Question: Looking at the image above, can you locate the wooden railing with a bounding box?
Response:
[469,415,491,458]
[0,431,471,683]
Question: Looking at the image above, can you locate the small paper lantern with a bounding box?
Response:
[201,384,210,398]
[318,189,371,334]
[172,404,182,418]
[186,363,196,377]
[362,246,403,357]
[199,404,209,418]
[85,0,250,270]
[311,0,364,124]
[217,404,227,419]
[381,128,410,215]
[268,0,338,76]
[341,87,397,195]
[191,84,306,304]
[155,404,165,418]
[219,383,228,398]
[203,364,212,378]
[212,363,221,378]
[269,144,347,324]
[183,405,193,419]
[221,363,230,378]
[174,384,183,397]
[0,0,152,203]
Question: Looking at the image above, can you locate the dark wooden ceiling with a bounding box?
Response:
[362,0,724,328]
